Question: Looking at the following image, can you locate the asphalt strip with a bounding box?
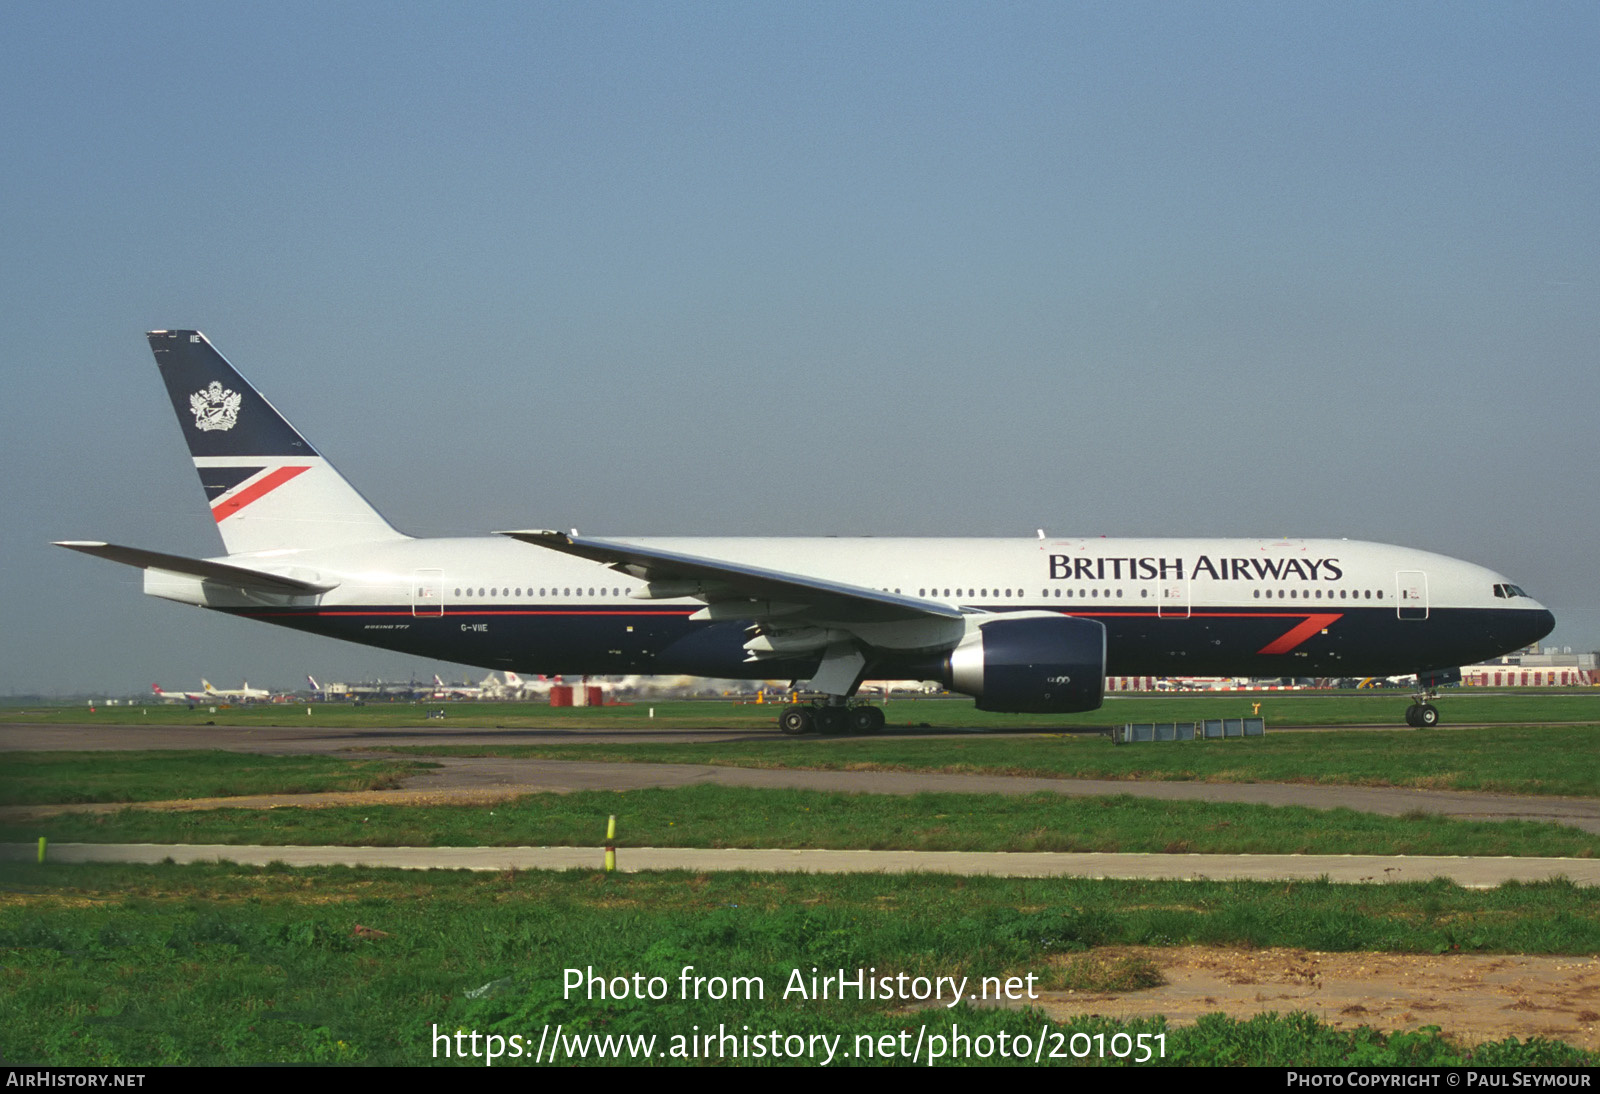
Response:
[5,843,1599,887]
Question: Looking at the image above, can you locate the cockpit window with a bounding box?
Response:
[1493,583,1530,599]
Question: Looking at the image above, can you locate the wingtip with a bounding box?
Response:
[496,529,570,543]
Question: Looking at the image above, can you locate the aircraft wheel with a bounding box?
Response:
[848,706,878,733]
[867,706,886,732]
[1404,706,1420,727]
[1417,703,1440,727]
[779,706,815,735]
[815,707,848,734]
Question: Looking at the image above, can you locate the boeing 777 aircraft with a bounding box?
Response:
[60,331,1554,733]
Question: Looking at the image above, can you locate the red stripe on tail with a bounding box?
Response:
[211,466,310,523]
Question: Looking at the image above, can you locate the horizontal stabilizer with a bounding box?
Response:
[53,541,337,595]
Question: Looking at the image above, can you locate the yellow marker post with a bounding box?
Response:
[604,814,616,872]
[37,837,46,864]
[1252,702,1261,715]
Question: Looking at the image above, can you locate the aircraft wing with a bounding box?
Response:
[53,541,338,596]
[496,530,962,624]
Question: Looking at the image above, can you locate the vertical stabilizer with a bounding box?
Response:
[148,330,405,555]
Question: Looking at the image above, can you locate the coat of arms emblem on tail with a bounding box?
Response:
[190,381,241,432]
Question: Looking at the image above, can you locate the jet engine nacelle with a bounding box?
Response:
[943,613,1107,713]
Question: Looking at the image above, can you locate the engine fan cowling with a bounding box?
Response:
[944,614,1107,713]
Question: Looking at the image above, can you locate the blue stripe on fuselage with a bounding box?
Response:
[213,603,1553,681]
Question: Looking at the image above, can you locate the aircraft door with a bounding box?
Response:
[1396,570,1428,620]
[1157,579,1191,619]
[412,568,445,617]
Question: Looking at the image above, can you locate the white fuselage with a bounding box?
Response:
[142,533,1552,681]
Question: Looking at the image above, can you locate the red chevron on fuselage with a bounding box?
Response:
[1257,613,1344,655]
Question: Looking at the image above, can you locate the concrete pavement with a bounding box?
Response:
[8,842,1598,887]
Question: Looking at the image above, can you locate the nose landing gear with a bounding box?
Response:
[1402,667,1459,728]
[1404,701,1440,727]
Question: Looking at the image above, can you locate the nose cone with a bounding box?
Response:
[1491,599,1555,655]
[1517,607,1557,649]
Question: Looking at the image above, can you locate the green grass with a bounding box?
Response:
[394,723,1600,797]
[0,751,434,807]
[1,863,1595,1066]
[6,696,1598,1066]
[7,690,1600,729]
[7,785,1598,857]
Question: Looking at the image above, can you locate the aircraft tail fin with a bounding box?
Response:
[148,330,405,555]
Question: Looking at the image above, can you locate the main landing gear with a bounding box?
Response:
[778,700,886,735]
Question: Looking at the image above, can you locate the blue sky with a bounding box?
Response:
[3,2,1595,694]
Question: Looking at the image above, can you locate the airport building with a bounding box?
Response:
[1462,649,1595,688]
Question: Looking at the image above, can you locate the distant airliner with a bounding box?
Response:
[202,679,271,701]
[150,680,268,702]
[61,331,1554,733]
